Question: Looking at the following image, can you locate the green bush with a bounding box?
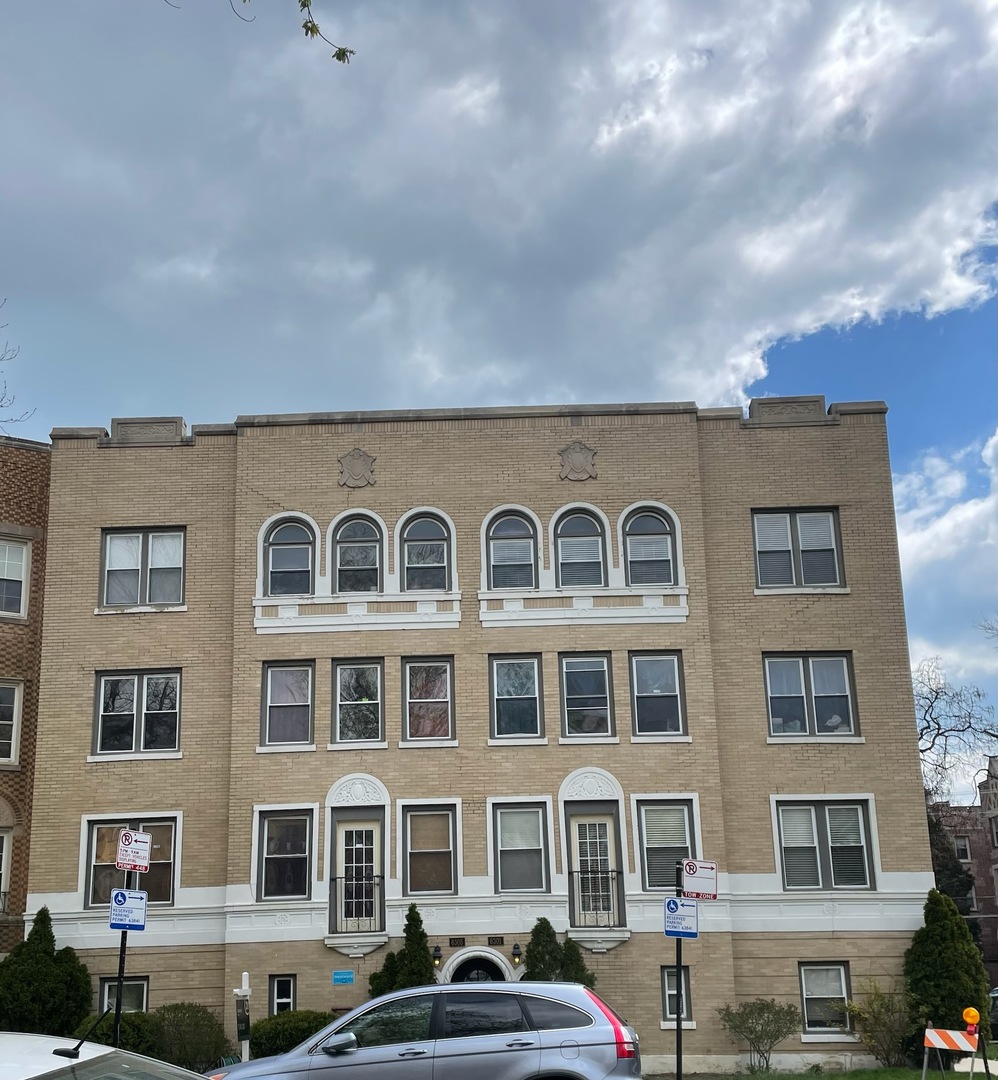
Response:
[153,1001,233,1072]
[838,979,919,1067]
[717,998,802,1071]
[249,1009,333,1058]
[73,1010,164,1057]
[524,917,562,981]
[368,905,435,996]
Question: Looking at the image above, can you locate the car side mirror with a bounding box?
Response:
[321,1032,359,1056]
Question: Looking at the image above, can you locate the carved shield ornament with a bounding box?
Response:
[559,441,597,481]
[338,448,376,488]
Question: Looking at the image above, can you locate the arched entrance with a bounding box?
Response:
[451,957,505,982]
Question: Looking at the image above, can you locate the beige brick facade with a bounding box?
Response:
[27,399,932,1069]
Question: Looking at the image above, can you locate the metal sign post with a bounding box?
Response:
[111,830,152,1048]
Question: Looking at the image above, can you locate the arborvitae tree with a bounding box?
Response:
[904,889,990,1042]
[393,904,436,989]
[524,917,563,981]
[368,950,399,998]
[559,935,597,988]
[0,906,92,1035]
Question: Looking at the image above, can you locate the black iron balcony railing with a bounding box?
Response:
[568,869,624,928]
[329,874,384,935]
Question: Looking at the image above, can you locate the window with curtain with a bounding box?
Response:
[103,529,184,606]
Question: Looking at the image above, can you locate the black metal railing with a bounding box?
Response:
[568,870,624,928]
[329,874,384,935]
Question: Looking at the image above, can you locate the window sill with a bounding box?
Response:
[0,760,22,771]
[86,751,183,763]
[487,737,548,746]
[767,736,865,744]
[558,736,620,744]
[753,587,849,596]
[327,741,388,751]
[94,605,188,615]
[256,744,317,754]
[631,734,692,743]
[0,612,28,623]
[801,1033,858,1043]
[660,1021,697,1030]
[398,739,459,749]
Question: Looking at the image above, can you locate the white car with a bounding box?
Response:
[0,1032,206,1080]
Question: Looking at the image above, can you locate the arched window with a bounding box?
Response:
[487,514,536,589]
[335,518,381,593]
[402,517,450,591]
[556,512,605,587]
[624,511,674,586]
[265,521,314,596]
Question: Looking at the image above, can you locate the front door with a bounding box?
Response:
[333,821,381,934]
[572,817,617,927]
[451,957,505,982]
[430,990,540,1080]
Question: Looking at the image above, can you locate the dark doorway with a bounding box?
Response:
[451,957,505,982]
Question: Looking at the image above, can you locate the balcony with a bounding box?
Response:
[325,875,388,958]
[569,870,625,928]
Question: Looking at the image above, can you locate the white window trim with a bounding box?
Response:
[0,680,23,767]
[661,965,693,1023]
[954,835,971,861]
[486,796,555,894]
[255,511,324,598]
[754,510,841,589]
[263,664,314,748]
[328,514,386,596]
[765,654,856,738]
[557,768,629,878]
[630,792,703,895]
[397,798,463,898]
[404,659,453,742]
[800,963,851,1035]
[269,974,296,1015]
[561,654,613,738]
[394,506,461,594]
[101,530,186,609]
[96,672,182,757]
[333,661,384,745]
[87,751,184,763]
[0,536,30,620]
[492,656,542,740]
[548,502,615,589]
[251,802,321,903]
[616,501,687,588]
[769,794,881,892]
[101,976,149,1013]
[79,812,183,908]
[478,504,547,591]
[631,653,684,737]
[323,774,391,911]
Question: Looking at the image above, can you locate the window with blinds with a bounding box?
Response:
[753,510,841,588]
[624,511,674,585]
[556,514,605,587]
[488,514,537,589]
[778,802,870,890]
[641,804,693,889]
[496,806,546,891]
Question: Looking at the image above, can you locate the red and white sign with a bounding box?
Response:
[681,859,718,900]
[923,1029,978,1052]
[115,830,152,873]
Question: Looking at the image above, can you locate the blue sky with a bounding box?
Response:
[1,1,995,793]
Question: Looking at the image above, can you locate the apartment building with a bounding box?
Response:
[0,434,50,953]
[26,397,933,1070]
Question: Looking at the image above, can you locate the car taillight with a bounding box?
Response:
[585,988,636,1059]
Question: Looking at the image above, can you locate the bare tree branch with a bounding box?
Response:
[0,298,34,430]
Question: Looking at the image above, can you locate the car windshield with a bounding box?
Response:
[22,1050,201,1080]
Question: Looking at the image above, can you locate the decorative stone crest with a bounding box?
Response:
[563,771,616,799]
[338,448,376,488]
[559,441,597,481]
[331,777,385,805]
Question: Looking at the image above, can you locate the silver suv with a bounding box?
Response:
[209,981,641,1080]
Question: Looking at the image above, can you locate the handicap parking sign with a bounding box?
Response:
[109,889,148,932]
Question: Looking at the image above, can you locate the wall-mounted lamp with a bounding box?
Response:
[432,945,442,968]
[511,943,522,966]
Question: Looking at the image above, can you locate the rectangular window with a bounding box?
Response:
[334,661,383,742]
[561,655,612,737]
[969,886,978,912]
[88,820,175,906]
[778,803,871,890]
[0,681,23,765]
[800,963,850,1032]
[496,806,547,892]
[754,510,841,588]
[0,539,28,617]
[640,803,694,889]
[765,654,855,736]
[260,812,312,900]
[103,529,185,606]
[100,976,149,1013]
[269,975,296,1015]
[97,672,180,754]
[631,654,684,735]
[992,818,998,848]
[405,660,453,740]
[263,664,313,745]
[406,808,455,895]
[954,835,971,861]
[661,966,692,1022]
[492,657,541,738]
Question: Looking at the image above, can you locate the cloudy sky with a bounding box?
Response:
[1,1,996,788]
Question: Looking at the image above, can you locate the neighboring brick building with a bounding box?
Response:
[979,758,998,984]
[26,397,933,1070]
[0,434,50,953]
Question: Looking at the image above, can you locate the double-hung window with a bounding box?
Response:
[765,654,855,736]
[404,659,453,740]
[334,661,383,743]
[0,681,23,765]
[778,802,871,889]
[88,819,175,905]
[639,802,694,889]
[661,966,692,1023]
[405,807,456,895]
[0,539,28,616]
[403,518,450,591]
[260,811,312,900]
[492,657,541,738]
[263,664,313,746]
[624,511,674,586]
[103,530,184,606]
[269,975,296,1015]
[954,835,971,861]
[100,977,148,1013]
[265,521,314,596]
[754,510,841,587]
[335,519,381,593]
[556,513,605,587]
[631,654,684,735]
[562,655,612,736]
[488,515,536,589]
[97,672,180,754]
[799,964,850,1032]
[495,805,547,892]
